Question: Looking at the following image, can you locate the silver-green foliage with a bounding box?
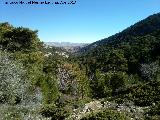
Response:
[140,62,159,81]
[0,51,45,119]
[0,51,29,104]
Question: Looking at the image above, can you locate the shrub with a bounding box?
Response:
[40,103,70,120]
[0,50,45,119]
[140,62,159,81]
[80,109,130,120]
[0,51,30,104]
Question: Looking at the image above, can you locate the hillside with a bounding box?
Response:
[73,12,160,119]
[79,12,160,54]
[77,12,160,75]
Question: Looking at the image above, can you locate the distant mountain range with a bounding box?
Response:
[45,42,89,52]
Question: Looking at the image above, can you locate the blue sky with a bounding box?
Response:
[0,0,160,43]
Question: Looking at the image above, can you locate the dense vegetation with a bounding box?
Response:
[81,109,130,120]
[0,12,160,120]
[76,13,160,119]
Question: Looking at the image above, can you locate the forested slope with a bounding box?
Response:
[74,12,160,119]
[79,13,160,54]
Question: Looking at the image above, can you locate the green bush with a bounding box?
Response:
[114,81,160,106]
[40,74,60,104]
[80,109,130,120]
[0,104,47,120]
[40,103,70,120]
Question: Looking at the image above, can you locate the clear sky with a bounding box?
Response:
[0,0,160,43]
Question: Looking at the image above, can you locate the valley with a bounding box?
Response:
[0,13,160,120]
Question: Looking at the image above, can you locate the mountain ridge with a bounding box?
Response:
[45,42,89,53]
[79,12,160,54]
